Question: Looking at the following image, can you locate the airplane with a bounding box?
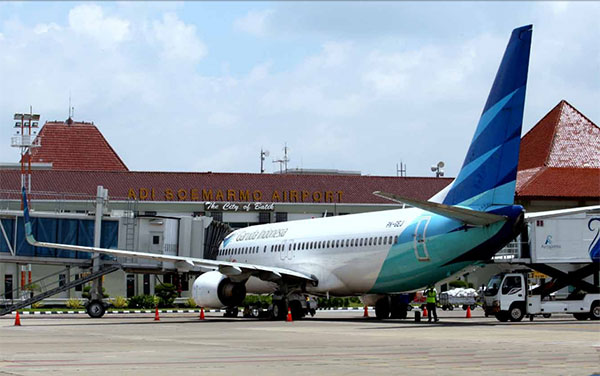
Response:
[21,24,586,320]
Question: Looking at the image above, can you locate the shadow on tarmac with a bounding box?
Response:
[2,313,595,329]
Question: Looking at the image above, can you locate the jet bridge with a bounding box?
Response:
[1,187,232,313]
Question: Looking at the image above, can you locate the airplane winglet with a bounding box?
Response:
[373,191,507,226]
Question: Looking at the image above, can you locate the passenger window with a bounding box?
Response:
[394,236,398,244]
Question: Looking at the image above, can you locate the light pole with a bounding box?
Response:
[11,108,41,206]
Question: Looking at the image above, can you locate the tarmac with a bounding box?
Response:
[1,309,599,376]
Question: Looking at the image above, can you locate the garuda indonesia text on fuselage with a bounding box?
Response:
[24,25,538,319]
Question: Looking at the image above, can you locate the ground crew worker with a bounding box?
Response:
[426,285,439,322]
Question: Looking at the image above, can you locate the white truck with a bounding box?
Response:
[483,210,600,322]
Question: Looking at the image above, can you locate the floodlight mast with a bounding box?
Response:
[431,161,445,178]
[11,107,41,208]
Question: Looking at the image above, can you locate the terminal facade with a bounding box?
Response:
[1,100,598,304]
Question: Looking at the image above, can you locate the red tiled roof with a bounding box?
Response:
[0,170,452,204]
[517,167,600,198]
[516,101,600,199]
[26,120,128,171]
[518,100,600,170]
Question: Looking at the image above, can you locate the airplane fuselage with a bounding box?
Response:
[217,205,522,296]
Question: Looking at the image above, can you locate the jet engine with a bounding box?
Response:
[192,271,246,308]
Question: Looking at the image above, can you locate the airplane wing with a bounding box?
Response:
[21,189,316,284]
[524,205,600,221]
[373,191,507,226]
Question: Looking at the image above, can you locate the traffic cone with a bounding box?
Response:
[363,305,369,318]
[200,307,205,320]
[286,307,293,322]
[154,307,160,321]
[466,305,472,319]
[14,311,21,326]
[423,306,428,318]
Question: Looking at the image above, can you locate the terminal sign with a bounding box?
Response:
[127,188,344,203]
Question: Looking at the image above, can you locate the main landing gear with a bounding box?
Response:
[375,295,409,319]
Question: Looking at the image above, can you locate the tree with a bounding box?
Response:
[154,283,177,307]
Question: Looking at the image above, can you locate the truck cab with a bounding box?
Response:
[484,273,527,322]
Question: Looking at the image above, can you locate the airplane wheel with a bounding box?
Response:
[86,300,106,318]
[224,307,238,317]
[289,300,304,320]
[271,300,288,320]
[375,298,390,319]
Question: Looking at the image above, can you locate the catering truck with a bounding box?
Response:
[483,210,600,322]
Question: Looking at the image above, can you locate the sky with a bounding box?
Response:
[1,1,598,177]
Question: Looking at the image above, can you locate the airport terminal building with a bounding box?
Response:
[0,100,598,303]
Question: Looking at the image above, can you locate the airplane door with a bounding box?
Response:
[286,240,295,261]
[413,216,431,261]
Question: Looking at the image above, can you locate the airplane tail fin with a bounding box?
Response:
[438,25,532,209]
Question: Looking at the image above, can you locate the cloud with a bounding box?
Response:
[68,4,130,46]
[151,13,206,62]
[234,9,274,37]
[0,2,597,178]
[33,23,61,35]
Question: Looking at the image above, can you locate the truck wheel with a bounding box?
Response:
[448,305,454,311]
[375,298,390,319]
[86,300,106,318]
[509,304,525,322]
[495,312,509,322]
[573,313,588,321]
[590,302,600,321]
[441,306,447,311]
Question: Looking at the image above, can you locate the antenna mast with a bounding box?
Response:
[272,143,290,173]
[396,162,406,177]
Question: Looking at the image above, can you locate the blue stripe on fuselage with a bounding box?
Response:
[369,213,505,293]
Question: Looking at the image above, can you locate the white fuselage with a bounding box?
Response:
[216,207,426,295]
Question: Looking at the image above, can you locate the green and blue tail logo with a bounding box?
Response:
[442,25,532,210]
